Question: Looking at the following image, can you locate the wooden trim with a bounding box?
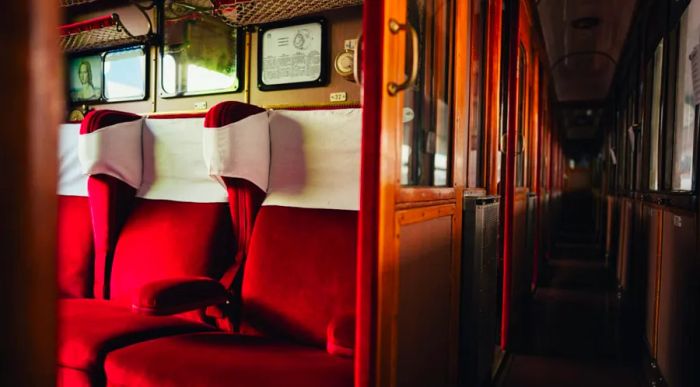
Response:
[375,2,405,385]
[452,0,468,188]
[396,204,456,226]
[652,210,663,356]
[397,187,456,203]
[395,199,456,210]
[483,0,503,195]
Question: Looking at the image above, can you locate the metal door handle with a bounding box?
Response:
[387,18,419,96]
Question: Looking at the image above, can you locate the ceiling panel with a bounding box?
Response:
[537,0,637,101]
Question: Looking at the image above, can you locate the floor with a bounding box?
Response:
[497,228,644,387]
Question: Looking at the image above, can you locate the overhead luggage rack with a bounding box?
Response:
[60,13,152,54]
[61,0,99,6]
[171,0,362,27]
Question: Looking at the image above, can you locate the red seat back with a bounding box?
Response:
[239,108,362,348]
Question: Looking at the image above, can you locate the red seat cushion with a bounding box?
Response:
[58,299,212,373]
[240,206,357,347]
[104,332,353,387]
[109,199,234,306]
[57,195,94,298]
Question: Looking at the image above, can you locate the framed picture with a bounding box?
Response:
[68,54,103,103]
[257,18,329,91]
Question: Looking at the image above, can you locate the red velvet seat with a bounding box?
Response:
[105,333,353,387]
[58,299,212,385]
[58,104,267,387]
[103,108,362,387]
[104,206,357,387]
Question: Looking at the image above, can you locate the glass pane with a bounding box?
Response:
[162,9,240,96]
[68,54,102,102]
[649,40,664,191]
[673,9,697,191]
[104,47,146,102]
[401,0,454,186]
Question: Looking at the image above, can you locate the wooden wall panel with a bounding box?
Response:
[643,204,662,356]
[657,210,698,387]
[395,215,454,387]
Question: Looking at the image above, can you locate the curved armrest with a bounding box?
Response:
[326,313,355,358]
[132,277,228,316]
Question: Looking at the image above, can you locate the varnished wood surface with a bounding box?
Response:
[0,1,60,385]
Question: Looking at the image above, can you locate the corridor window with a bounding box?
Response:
[401,0,454,186]
[672,8,698,191]
[648,40,664,191]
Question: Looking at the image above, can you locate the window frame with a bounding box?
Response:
[67,44,151,106]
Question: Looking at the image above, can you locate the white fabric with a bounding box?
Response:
[264,109,362,211]
[203,111,270,192]
[137,118,228,203]
[78,118,144,189]
[58,123,88,196]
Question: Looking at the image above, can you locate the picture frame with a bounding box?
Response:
[257,17,329,91]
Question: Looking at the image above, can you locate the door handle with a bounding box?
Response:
[387,18,419,96]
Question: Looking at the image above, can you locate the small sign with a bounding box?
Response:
[330,92,347,102]
[194,101,208,110]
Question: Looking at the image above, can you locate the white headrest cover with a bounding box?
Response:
[264,109,362,211]
[137,118,228,203]
[203,111,270,192]
[58,123,88,196]
[78,118,143,189]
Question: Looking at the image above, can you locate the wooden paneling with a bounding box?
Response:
[643,203,663,356]
[396,215,454,386]
[0,1,60,385]
[657,210,698,387]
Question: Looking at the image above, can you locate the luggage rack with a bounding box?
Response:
[60,13,152,54]
[61,0,99,6]
[170,0,362,27]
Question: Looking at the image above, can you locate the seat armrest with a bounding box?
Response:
[132,277,228,316]
[326,313,355,358]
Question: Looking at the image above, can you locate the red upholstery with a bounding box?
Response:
[109,199,234,305]
[204,101,267,293]
[81,110,141,299]
[103,205,357,386]
[133,277,228,316]
[58,366,92,387]
[58,299,212,384]
[240,206,357,347]
[105,333,353,387]
[57,195,94,298]
[326,313,355,358]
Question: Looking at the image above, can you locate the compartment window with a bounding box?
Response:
[104,47,147,102]
[161,10,241,97]
[672,7,698,191]
[648,39,664,191]
[68,46,147,104]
